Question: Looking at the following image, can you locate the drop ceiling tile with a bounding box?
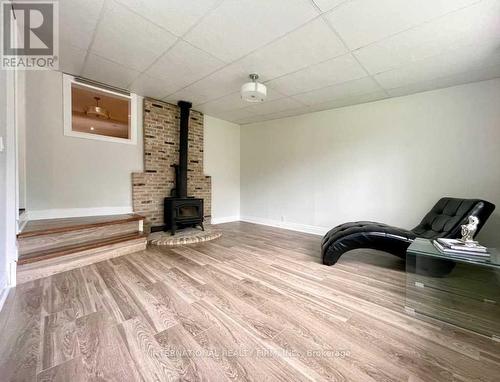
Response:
[234,115,270,125]
[205,108,257,123]
[374,41,500,90]
[146,41,225,92]
[354,0,500,74]
[244,97,305,116]
[183,0,319,62]
[236,18,347,80]
[114,0,221,36]
[309,90,388,111]
[313,0,349,13]
[83,53,140,88]
[196,92,248,114]
[59,44,87,76]
[258,106,313,121]
[164,62,254,105]
[60,0,104,51]
[267,54,366,95]
[162,87,208,106]
[196,88,285,114]
[325,0,480,50]
[194,92,246,114]
[292,76,381,105]
[129,74,178,99]
[387,64,500,97]
[91,1,177,71]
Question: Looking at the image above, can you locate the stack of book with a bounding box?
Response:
[433,238,490,260]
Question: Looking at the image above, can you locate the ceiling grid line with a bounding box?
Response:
[160,11,328,101]
[319,10,390,96]
[79,0,109,76]
[345,0,484,52]
[122,0,227,90]
[59,0,499,124]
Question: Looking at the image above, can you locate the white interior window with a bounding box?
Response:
[63,74,138,145]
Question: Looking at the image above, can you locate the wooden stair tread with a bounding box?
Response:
[18,232,147,265]
[18,213,145,238]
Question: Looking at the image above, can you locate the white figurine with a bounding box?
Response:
[461,216,479,244]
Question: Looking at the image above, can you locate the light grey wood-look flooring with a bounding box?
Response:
[1,222,499,381]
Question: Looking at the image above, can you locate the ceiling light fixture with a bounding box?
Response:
[85,97,110,119]
[241,73,267,103]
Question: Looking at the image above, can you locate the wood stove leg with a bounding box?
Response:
[200,222,204,231]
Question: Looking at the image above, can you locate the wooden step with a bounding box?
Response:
[16,214,147,281]
[18,232,148,265]
[18,221,143,257]
[17,213,144,238]
[16,213,146,271]
[17,213,145,257]
[17,234,148,284]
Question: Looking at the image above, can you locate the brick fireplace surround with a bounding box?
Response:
[132,99,211,232]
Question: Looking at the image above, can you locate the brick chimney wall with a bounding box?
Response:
[132,98,211,232]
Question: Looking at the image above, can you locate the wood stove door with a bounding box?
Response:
[176,205,200,220]
[168,199,204,236]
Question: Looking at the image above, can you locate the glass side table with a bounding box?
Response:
[405,238,500,341]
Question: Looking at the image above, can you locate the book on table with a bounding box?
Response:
[436,238,488,252]
[433,239,490,258]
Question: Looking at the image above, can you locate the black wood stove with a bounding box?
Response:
[164,197,204,235]
[163,101,204,235]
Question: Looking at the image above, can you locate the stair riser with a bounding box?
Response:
[17,237,147,284]
[18,221,141,256]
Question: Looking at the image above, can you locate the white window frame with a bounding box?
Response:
[63,74,138,145]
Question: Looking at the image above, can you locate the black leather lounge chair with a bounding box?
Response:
[321,197,495,268]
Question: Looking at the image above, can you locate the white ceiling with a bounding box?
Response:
[58,0,500,124]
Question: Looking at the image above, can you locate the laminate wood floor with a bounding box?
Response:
[1,222,499,381]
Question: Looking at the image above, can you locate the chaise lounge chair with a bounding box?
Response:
[321,197,495,268]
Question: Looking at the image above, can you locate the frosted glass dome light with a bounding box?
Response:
[241,74,267,103]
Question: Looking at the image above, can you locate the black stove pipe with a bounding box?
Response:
[176,100,192,198]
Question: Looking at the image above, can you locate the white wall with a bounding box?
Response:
[204,115,241,223]
[241,78,500,246]
[23,70,144,218]
[16,70,26,210]
[22,71,241,222]
[0,68,19,296]
[0,68,9,296]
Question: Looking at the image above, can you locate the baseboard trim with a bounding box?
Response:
[26,207,134,220]
[211,216,241,225]
[17,210,29,233]
[240,216,328,236]
[17,218,28,233]
[0,287,10,314]
[8,261,16,287]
